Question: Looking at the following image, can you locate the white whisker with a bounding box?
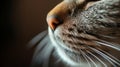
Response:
[42,44,54,67]
[53,51,62,64]
[80,50,92,67]
[31,41,54,67]
[105,55,120,66]
[28,30,48,48]
[87,50,108,67]
[90,47,118,67]
[96,40,120,51]
[81,50,98,67]
[33,35,50,55]
[98,48,120,63]
[99,34,116,39]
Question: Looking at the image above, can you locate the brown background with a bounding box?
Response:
[1,0,120,67]
[1,0,61,67]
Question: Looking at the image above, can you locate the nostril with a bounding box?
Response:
[46,1,72,30]
[47,15,62,30]
[49,18,59,30]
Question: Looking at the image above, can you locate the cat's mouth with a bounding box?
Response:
[54,30,109,54]
[49,22,120,65]
[54,34,120,64]
[54,35,111,63]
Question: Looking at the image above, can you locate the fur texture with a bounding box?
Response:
[30,0,120,67]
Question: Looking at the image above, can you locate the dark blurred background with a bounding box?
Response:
[0,0,61,67]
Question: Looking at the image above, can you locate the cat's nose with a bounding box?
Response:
[46,1,69,30]
[47,15,62,30]
[46,0,86,30]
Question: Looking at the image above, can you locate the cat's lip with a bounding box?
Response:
[57,41,88,54]
[60,44,106,58]
[56,38,109,55]
[61,45,96,57]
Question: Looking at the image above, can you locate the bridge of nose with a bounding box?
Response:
[46,0,97,30]
[46,1,69,30]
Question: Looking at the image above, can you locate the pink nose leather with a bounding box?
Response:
[47,16,60,30]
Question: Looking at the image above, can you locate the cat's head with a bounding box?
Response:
[46,0,120,66]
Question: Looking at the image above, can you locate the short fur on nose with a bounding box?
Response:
[46,1,68,30]
[46,0,96,30]
[46,0,85,30]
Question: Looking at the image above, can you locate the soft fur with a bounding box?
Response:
[30,0,120,67]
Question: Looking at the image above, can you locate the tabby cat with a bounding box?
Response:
[30,0,120,67]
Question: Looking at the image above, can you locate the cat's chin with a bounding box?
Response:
[56,44,106,67]
[57,44,113,67]
[49,27,119,67]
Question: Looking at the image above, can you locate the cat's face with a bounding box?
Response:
[47,0,120,66]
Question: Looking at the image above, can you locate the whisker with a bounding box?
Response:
[80,50,92,67]
[97,48,120,64]
[86,50,108,67]
[42,44,54,67]
[33,35,50,55]
[96,40,120,51]
[99,53,120,66]
[77,51,83,66]
[89,47,118,67]
[53,51,62,64]
[28,30,48,48]
[98,34,116,39]
[32,42,54,67]
[81,50,98,67]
